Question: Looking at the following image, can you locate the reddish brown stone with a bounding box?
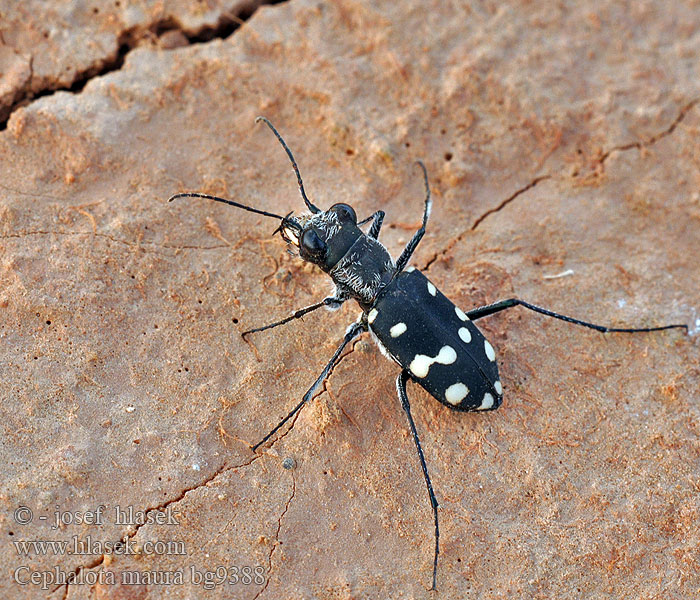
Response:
[1,1,698,598]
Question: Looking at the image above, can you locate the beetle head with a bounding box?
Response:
[279,203,361,271]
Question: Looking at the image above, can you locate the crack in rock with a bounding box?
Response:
[0,1,287,131]
[254,473,296,600]
[58,555,106,600]
[55,334,355,598]
[51,264,359,596]
[0,229,229,254]
[0,42,124,131]
[469,175,551,233]
[423,175,550,271]
[597,98,699,166]
[55,452,263,597]
[422,98,699,273]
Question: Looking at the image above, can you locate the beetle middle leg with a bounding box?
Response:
[242,292,349,336]
[252,318,366,451]
[396,369,440,591]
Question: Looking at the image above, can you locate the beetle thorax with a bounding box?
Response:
[330,236,395,305]
[285,204,395,305]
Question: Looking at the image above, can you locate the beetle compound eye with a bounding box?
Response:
[329,203,357,224]
[300,229,327,258]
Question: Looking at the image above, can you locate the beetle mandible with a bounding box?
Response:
[170,117,687,590]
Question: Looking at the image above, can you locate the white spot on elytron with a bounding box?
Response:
[406,266,416,272]
[494,380,502,395]
[458,327,471,344]
[368,308,378,324]
[427,282,436,296]
[445,382,469,405]
[479,393,494,410]
[409,345,457,378]
[390,322,407,337]
[455,307,469,321]
[484,339,496,361]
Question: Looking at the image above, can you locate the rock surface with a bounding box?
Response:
[0,0,265,123]
[1,1,699,598]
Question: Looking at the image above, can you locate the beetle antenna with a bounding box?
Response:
[256,116,321,214]
[168,192,286,221]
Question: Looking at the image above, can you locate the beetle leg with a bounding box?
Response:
[242,293,349,337]
[396,369,439,591]
[358,210,385,239]
[396,161,432,272]
[252,318,366,451]
[466,298,687,334]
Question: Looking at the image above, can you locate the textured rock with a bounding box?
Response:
[0,0,266,123]
[1,1,699,598]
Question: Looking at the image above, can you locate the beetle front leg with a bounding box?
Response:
[358,210,385,240]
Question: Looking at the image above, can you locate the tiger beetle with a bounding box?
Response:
[169,117,688,591]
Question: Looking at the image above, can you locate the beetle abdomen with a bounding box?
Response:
[369,269,503,411]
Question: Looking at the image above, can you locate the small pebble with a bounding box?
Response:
[282,457,296,470]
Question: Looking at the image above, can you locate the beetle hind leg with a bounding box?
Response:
[396,370,440,591]
[466,298,688,334]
